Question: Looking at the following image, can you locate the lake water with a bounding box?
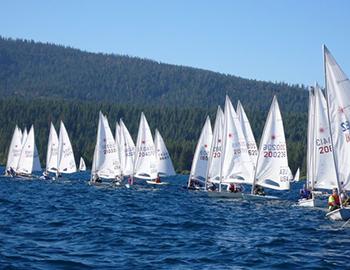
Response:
[1,168,350,269]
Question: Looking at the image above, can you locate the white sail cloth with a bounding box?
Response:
[57,121,76,174]
[154,129,176,176]
[134,112,157,179]
[253,96,291,190]
[6,126,23,172]
[324,46,350,191]
[119,119,135,176]
[46,122,59,173]
[188,116,212,185]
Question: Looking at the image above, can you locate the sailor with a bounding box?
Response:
[254,185,265,196]
[155,173,161,183]
[299,184,311,200]
[328,188,340,212]
[228,183,236,193]
[207,182,217,192]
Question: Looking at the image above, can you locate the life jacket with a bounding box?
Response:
[328,194,340,208]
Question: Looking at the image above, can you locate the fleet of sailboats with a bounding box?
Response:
[2,45,350,221]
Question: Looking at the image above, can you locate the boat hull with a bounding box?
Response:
[297,198,324,208]
[326,207,350,221]
[243,194,280,201]
[207,191,243,199]
[146,180,168,185]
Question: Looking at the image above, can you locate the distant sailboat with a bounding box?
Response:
[57,121,76,176]
[5,126,23,176]
[246,96,292,200]
[154,129,176,177]
[133,112,157,181]
[293,168,300,182]
[188,116,212,189]
[21,128,27,147]
[323,45,350,221]
[79,157,86,171]
[16,125,41,177]
[90,112,121,183]
[46,122,59,174]
[119,119,135,177]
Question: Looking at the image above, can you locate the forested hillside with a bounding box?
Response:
[0,37,309,175]
[0,98,307,175]
[0,37,307,111]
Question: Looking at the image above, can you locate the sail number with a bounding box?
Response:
[319,145,332,154]
[263,151,286,158]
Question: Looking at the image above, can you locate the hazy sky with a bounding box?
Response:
[1,0,349,86]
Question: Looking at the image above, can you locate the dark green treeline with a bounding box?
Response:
[0,98,307,175]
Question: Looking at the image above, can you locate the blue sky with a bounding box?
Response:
[1,0,349,86]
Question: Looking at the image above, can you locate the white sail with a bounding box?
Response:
[253,96,291,191]
[206,106,224,184]
[293,168,300,182]
[119,119,135,176]
[91,112,121,179]
[188,116,212,185]
[237,101,258,167]
[57,121,76,174]
[6,126,23,172]
[17,125,41,174]
[134,112,157,179]
[311,84,337,189]
[21,128,27,147]
[324,45,350,191]
[79,157,86,171]
[115,122,122,171]
[221,96,254,184]
[154,129,176,176]
[46,123,59,173]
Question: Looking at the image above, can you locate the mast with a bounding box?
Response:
[323,45,343,208]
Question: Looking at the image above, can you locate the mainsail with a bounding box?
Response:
[237,100,258,167]
[324,45,350,191]
[6,126,23,172]
[91,112,121,179]
[57,121,76,174]
[252,96,291,191]
[79,157,86,171]
[221,96,254,184]
[119,119,135,177]
[46,122,59,173]
[188,116,212,186]
[134,112,157,179]
[206,106,224,184]
[154,129,176,176]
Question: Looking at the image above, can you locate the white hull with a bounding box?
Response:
[146,180,168,185]
[243,194,280,201]
[297,198,324,208]
[207,191,243,199]
[326,207,350,221]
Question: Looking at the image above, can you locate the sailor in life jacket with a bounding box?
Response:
[328,188,340,211]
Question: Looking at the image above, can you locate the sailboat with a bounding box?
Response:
[245,96,292,200]
[323,45,350,221]
[297,85,336,207]
[151,129,176,184]
[16,125,41,177]
[237,101,258,168]
[90,112,121,183]
[5,126,23,176]
[79,157,86,171]
[209,96,254,198]
[133,112,158,182]
[119,119,135,178]
[187,116,212,189]
[45,122,59,175]
[57,121,76,177]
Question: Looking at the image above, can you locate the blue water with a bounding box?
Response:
[1,168,350,269]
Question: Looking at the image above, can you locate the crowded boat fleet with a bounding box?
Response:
[3,45,350,222]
